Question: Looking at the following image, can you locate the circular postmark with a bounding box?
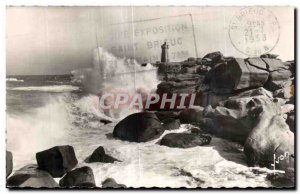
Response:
[229,7,280,57]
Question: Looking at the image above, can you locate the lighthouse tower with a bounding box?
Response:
[161,42,169,63]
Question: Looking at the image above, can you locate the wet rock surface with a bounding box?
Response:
[36,145,78,178]
[244,114,294,171]
[102,178,127,188]
[85,146,120,163]
[113,112,165,142]
[160,132,211,148]
[7,164,59,188]
[59,166,96,188]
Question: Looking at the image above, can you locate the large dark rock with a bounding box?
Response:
[207,58,269,94]
[85,146,120,163]
[59,166,96,188]
[6,151,13,178]
[102,178,126,188]
[160,133,211,148]
[7,164,59,188]
[36,145,78,178]
[244,113,294,172]
[113,112,165,142]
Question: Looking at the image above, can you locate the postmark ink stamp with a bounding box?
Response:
[229,7,280,57]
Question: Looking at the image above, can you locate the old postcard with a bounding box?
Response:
[6,6,295,189]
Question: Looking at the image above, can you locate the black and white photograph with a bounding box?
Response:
[5,5,295,189]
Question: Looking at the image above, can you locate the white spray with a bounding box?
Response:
[72,47,159,118]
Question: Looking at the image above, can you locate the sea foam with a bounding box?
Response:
[7,85,80,92]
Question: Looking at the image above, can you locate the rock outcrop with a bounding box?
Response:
[207,58,269,94]
[113,112,165,142]
[7,164,59,188]
[59,166,96,188]
[85,146,120,163]
[111,50,295,186]
[36,145,78,178]
[178,87,283,143]
[244,113,294,171]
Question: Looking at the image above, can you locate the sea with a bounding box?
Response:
[6,49,276,188]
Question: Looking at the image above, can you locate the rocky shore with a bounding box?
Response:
[6,51,295,188]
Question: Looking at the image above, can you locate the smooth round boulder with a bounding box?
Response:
[102,178,126,188]
[113,112,165,142]
[6,151,13,178]
[85,146,120,163]
[6,164,59,188]
[160,133,211,148]
[36,145,78,178]
[59,166,96,188]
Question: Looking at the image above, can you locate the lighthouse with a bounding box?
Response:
[161,42,169,63]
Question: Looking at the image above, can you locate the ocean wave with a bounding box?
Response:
[7,85,80,92]
[6,78,24,82]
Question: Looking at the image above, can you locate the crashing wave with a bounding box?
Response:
[7,85,80,93]
[71,47,159,119]
[6,78,24,82]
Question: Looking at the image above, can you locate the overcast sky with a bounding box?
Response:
[6,6,294,75]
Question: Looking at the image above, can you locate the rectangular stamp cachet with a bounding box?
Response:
[100,14,198,64]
